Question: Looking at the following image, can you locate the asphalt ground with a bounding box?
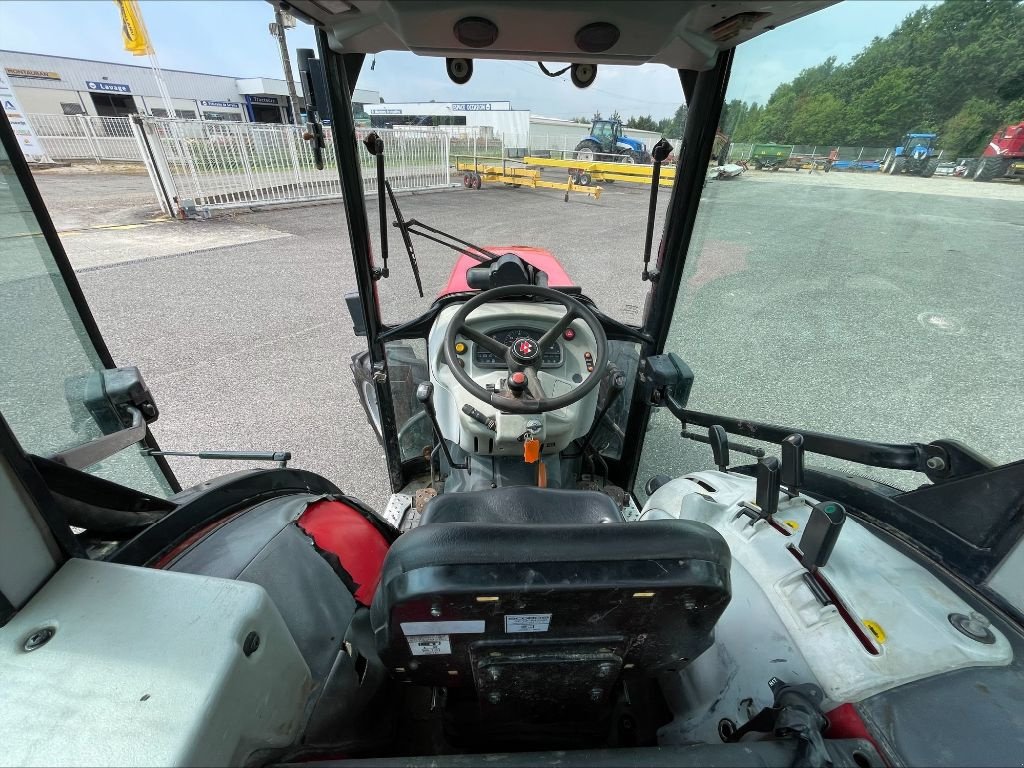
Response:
[27,165,1024,507]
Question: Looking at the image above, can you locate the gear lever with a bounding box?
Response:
[416,382,467,471]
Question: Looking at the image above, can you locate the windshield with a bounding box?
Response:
[354,61,682,326]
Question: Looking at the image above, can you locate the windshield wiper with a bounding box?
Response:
[367,132,497,297]
[383,180,423,297]
[398,218,499,264]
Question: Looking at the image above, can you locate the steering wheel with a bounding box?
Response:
[443,284,608,414]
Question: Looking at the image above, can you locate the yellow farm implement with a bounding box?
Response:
[521,156,676,187]
[454,157,602,201]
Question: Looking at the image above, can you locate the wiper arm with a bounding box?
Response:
[384,180,423,297]
[401,218,500,264]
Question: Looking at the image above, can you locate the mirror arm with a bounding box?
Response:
[48,407,147,471]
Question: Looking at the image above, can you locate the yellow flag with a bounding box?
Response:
[114,0,154,56]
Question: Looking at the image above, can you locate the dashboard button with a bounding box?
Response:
[454,341,467,354]
[563,328,576,341]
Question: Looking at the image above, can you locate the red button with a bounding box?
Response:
[510,372,527,386]
[563,328,576,340]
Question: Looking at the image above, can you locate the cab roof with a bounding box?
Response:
[283,0,837,71]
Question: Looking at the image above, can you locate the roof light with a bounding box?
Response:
[454,17,499,49]
[575,22,620,54]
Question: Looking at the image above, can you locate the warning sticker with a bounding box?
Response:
[504,614,552,633]
[408,634,451,656]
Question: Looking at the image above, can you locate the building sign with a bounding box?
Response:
[246,95,280,105]
[5,67,61,81]
[368,101,510,115]
[0,73,48,161]
[86,80,131,93]
[200,99,240,108]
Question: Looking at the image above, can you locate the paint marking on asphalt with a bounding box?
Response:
[10,218,171,239]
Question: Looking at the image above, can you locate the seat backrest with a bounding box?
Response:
[370,520,730,719]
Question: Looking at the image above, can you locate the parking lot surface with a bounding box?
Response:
[33,165,1024,506]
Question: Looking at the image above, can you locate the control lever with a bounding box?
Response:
[797,501,846,574]
[416,383,467,470]
[781,433,805,497]
[735,456,780,526]
[756,456,781,519]
[710,424,729,471]
[462,404,496,431]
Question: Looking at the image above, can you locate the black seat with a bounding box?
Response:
[370,518,730,723]
[419,486,623,525]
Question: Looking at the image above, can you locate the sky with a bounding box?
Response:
[0,0,938,120]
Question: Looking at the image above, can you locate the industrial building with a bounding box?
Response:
[366,101,664,154]
[0,49,379,123]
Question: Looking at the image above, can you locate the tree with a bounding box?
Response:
[609,109,622,123]
[941,98,1003,155]
[591,110,603,122]
[711,0,1024,150]
[626,114,659,131]
[788,93,847,145]
[658,103,688,139]
[571,115,590,124]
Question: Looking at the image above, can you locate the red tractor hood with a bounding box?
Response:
[440,246,575,298]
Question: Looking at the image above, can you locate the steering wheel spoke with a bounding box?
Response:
[460,325,510,358]
[523,366,547,400]
[537,309,578,350]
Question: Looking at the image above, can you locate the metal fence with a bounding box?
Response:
[133,117,452,216]
[28,113,142,162]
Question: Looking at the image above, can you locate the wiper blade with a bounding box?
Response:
[384,180,423,298]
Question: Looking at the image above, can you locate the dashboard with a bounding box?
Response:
[427,302,603,458]
[473,327,562,368]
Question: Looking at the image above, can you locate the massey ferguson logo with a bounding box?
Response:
[517,339,536,356]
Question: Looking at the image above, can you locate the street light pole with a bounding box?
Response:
[272,6,302,126]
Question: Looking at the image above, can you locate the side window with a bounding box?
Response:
[0,137,174,497]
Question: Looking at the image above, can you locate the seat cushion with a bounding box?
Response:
[419,486,623,525]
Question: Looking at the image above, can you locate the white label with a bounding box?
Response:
[408,634,451,656]
[401,620,484,635]
[505,613,551,633]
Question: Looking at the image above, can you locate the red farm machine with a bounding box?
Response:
[972,120,1024,181]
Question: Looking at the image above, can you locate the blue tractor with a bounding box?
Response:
[574,119,651,163]
[884,132,941,177]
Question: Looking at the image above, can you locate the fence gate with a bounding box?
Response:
[131,116,452,217]
[27,113,142,162]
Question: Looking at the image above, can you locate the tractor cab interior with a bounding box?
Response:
[2,2,1023,767]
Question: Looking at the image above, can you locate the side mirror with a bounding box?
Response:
[83,366,158,428]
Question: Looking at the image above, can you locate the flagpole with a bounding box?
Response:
[115,0,174,118]
[147,50,176,118]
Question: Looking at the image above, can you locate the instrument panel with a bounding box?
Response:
[473,327,562,368]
